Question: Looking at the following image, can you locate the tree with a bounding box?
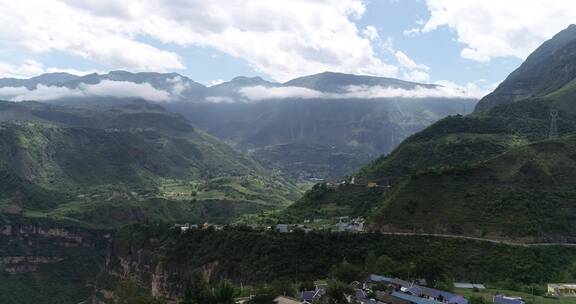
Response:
[415,257,446,286]
[213,280,238,304]
[181,273,212,304]
[324,280,354,304]
[329,261,365,284]
[269,278,296,298]
[116,277,166,304]
[374,255,395,276]
[468,295,488,304]
[365,251,378,272]
[298,281,315,292]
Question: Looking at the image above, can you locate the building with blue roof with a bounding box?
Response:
[493,295,525,304]
[392,291,445,304]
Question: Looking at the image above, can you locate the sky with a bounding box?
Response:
[0,0,575,98]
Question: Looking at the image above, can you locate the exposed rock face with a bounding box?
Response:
[91,233,222,303]
[0,256,65,274]
[0,221,111,303]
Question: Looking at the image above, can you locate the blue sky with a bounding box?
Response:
[0,0,574,98]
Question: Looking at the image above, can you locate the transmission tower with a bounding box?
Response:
[549,109,559,139]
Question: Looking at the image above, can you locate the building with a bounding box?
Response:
[547,284,576,297]
[493,295,524,304]
[454,283,486,290]
[370,275,468,304]
[409,285,468,304]
[274,296,302,304]
[375,292,412,304]
[392,291,445,304]
[276,224,289,233]
[301,289,324,304]
[369,275,412,289]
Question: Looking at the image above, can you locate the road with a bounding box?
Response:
[377,231,576,247]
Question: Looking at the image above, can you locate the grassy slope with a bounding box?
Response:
[369,135,576,240]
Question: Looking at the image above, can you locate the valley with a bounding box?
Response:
[0,5,574,304]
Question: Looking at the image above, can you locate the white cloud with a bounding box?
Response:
[81,80,172,102]
[0,59,104,79]
[0,1,184,72]
[433,80,499,99]
[363,26,380,41]
[208,79,225,87]
[420,0,576,62]
[0,60,45,78]
[238,83,486,101]
[0,0,399,82]
[166,76,191,97]
[239,86,325,101]
[205,96,235,103]
[2,80,173,102]
[394,51,430,82]
[11,85,83,101]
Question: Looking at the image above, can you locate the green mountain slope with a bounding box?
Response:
[169,96,475,181]
[0,100,299,228]
[369,135,576,241]
[475,24,576,112]
[287,24,576,241]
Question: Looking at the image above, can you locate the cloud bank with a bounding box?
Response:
[235,82,491,102]
[0,80,173,102]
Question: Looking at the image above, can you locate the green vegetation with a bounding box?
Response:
[282,183,385,221]
[458,288,576,304]
[0,100,300,228]
[112,224,576,287]
[293,25,576,240]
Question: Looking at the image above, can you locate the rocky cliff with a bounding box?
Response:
[0,219,111,304]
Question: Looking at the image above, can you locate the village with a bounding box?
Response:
[175,215,367,234]
[237,275,576,304]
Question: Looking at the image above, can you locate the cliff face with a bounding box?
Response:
[0,220,111,304]
[92,237,220,303]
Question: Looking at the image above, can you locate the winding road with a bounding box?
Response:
[377,231,576,247]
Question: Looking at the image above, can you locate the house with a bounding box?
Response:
[274,296,303,304]
[370,275,468,304]
[391,291,444,304]
[369,275,411,289]
[356,289,386,304]
[301,289,325,303]
[493,295,524,304]
[276,224,289,233]
[301,290,316,303]
[375,292,412,304]
[454,283,486,290]
[548,283,576,296]
[407,285,468,304]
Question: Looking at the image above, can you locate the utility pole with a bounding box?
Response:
[549,110,559,139]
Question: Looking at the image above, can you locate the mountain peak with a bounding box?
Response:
[284,71,435,93]
[231,76,264,82]
[475,24,576,112]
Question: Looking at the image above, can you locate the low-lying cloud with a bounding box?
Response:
[0,80,173,102]
[234,82,492,102]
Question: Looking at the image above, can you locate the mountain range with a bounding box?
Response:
[0,71,476,181]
